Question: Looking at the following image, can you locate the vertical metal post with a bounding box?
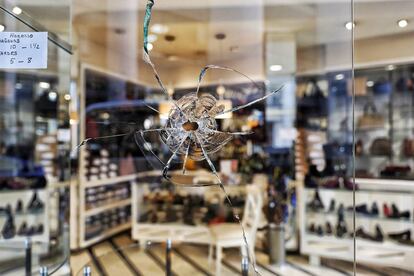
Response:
[241,256,249,276]
[166,239,172,276]
[25,238,32,276]
[83,266,91,276]
[39,266,48,276]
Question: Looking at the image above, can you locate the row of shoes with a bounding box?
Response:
[0,191,44,215]
[310,222,414,245]
[349,203,411,219]
[2,211,44,239]
[85,206,131,240]
[308,191,412,220]
[85,183,130,209]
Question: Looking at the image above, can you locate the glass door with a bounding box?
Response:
[0,0,72,274]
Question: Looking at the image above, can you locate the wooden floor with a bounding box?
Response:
[70,233,408,276]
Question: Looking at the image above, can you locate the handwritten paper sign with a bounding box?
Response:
[0,32,48,69]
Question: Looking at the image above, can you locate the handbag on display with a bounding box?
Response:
[403,138,414,157]
[380,165,410,178]
[373,78,392,95]
[297,80,328,117]
[348,77,367,96]
[396,77,413,92]
[330,78,348,97]
[370,137,392,156]
[357,103,385,129]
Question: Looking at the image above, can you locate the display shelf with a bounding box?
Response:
[307,211,413,224]
[84,199,131,217]
[80,174,139,188]
[80,222,131,248]
[299,179,414,271]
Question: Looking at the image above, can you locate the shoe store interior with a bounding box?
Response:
[1,0,414,275]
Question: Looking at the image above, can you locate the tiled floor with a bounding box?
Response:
[70,233,407,276]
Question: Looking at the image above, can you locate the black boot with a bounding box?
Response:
[15,200,23,213]
[370,202,379,217]
[328,199,336,213]
[373,224,384,242]
[326,222,333,235]
[2,209,15,239]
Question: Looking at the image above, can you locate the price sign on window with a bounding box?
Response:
[0,32,48,69]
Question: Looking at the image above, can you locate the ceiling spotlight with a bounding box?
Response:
[12,6,22,15]
[150,24,168,34]
[335,74,344,80]
[398,19,408,28]
[147,34,157,43]
[216,85,226,96]
[147,43,153,51]
[0,24,5,32]
[48,91,57,101]
[345,21,355,30]
[366,81,374,87]
[386,64,395,71]
[64,94,71,101]
[269,64,283,72]
[39,82,50,89]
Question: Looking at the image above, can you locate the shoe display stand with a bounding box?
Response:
[131,170,249,244]
[0,189,49,263]
[299,178,414,271]
[72,170,136,249]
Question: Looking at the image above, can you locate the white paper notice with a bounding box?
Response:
[0,32,48,69]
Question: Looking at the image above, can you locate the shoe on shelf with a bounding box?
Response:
[27,191,44,212]
[36,224,44,234]
[1,209,15,239]
[390,203,400,218]
[383,203,391,217]
[308,223,316,233]
[15,200,23,213]
[328,199,336,213]
[326,222,333,235]
[388,229,411,241]
[26,226,36,236]
[371,202,379,217]
[399,210,410,219]
[316,225,324,236]
[307,190,324,211]
[336,223,347,238]
[373,224,384,242]
[17,222,28,236]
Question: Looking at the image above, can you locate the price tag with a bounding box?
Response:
[0,32,48,69]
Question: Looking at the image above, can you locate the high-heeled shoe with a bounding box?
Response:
[27,191,44,212]
[307,190,324,211]
[17,222,28,236]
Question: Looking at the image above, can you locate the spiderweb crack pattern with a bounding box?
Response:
[76,0,284,274]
